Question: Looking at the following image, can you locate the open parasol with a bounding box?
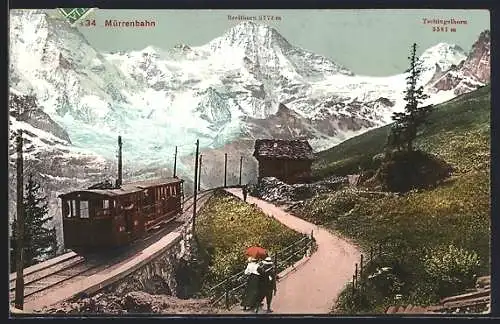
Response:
[245,246,268,260]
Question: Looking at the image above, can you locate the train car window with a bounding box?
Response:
[80,201,89,218]
[88,200,96,218]
[63,201,70,218]
[71,200,76,217]
[124,203,134,210]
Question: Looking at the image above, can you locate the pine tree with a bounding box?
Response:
[388,43,433,152]
[10,174,58,273]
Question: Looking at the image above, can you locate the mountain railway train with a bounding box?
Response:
[59,177,184,253]
[58,135,186,253]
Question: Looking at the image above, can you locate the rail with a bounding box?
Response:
[9,185,266,311]
[9,187,221,308]
[205,230,316,310]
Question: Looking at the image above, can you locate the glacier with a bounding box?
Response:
[9,10,480,175]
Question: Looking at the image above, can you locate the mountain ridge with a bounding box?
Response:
[8,10,491,248]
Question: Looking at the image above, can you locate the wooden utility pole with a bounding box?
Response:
[224,153,227,188]
[192,140,200,234]
[173,146,177,178]
[14,130,25,310]
[198,154,202,192]
[117,136,122,187]
[239,156,243,186]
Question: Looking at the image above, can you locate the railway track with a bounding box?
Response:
[10,188,221,307]
[9,254,104,302]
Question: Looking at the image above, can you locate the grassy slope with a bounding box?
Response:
[297,86,490,309]
[313,85,490,177]
[195,190,303,288]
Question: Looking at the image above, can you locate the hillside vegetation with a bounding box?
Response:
[313,85,490,178]
[297,85,490,313]
[195,190,302,290]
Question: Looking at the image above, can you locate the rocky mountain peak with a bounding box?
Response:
[208,21,291,52]
[462,29,490,83]
[428,30,490,95]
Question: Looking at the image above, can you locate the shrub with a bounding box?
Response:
[376,150,452,193]
[335,284,376,314]
[298,189,363,225]
[423,244,481,297]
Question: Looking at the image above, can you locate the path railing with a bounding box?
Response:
[206,231,316,309]
[348,241,394,299]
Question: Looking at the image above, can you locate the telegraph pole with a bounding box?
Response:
[173,146,177,178]
[117,136,122,187]
[224,153,228,188]
[198,154,202,192]
[192,140,199,234]
[239,156,243,186]
[14,130,25,310]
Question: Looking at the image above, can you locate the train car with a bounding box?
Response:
[59,178,184,253]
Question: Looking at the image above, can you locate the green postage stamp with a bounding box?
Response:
[58,8,96,26]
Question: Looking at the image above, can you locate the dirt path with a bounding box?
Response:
[225,188,361,314]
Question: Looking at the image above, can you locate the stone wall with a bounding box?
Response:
[100,219,197,298]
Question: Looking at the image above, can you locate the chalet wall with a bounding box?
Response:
[257,158,312,184]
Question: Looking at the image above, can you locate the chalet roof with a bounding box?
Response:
[253,139,314,160]
[59,177,183,198]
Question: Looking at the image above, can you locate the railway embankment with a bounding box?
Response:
[13,193,214,314]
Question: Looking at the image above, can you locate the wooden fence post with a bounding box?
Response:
[355,263,358,286]
[224,282,230,310]
[360,254,364,277]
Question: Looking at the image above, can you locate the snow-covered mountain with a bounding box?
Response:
[10,11,485,161]
[8,10,490,245]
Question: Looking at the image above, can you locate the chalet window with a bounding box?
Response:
[103,200,110,209]
[80,200,89,218]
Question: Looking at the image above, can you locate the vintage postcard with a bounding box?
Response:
[8,9,491,316]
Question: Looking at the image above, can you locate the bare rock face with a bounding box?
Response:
[249,176,348,205]
[429,30,490,95]
[461,30,490,83]
[42,291,218,314]
[123,292,154,313]
[9,93,72,143]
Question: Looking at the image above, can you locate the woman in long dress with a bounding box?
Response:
[242,257,263,311]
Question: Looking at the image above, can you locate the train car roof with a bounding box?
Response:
[58,177,184,198]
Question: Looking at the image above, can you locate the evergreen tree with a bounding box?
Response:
[10,174,58,273]
[388,43,433,152]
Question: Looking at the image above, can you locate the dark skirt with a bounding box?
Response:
[242,274,260,308]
